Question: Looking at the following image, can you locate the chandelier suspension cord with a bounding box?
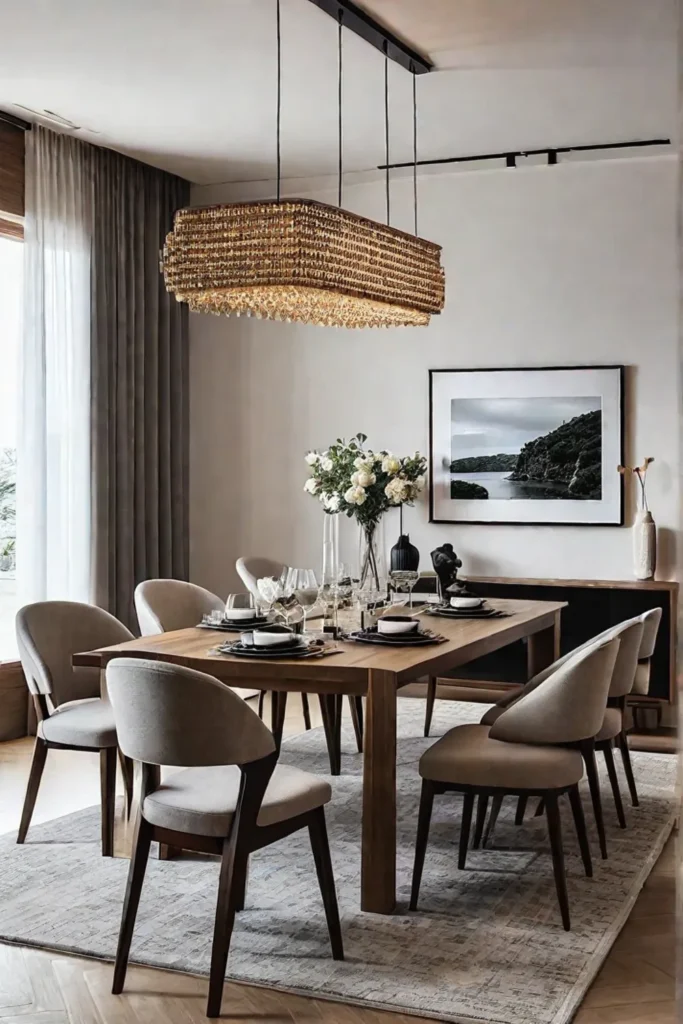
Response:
[338,11,343,208]
[412,69,418,236]
[384,45,390,225]
[276,0,282,202]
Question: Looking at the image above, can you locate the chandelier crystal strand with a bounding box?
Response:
[160,4,445,328]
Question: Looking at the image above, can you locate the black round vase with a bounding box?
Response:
[390,534,420,572]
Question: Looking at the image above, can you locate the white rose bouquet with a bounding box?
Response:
[304,433,427,528]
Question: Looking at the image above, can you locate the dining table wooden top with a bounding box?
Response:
[74,596,566,915]
[73,597,566,692]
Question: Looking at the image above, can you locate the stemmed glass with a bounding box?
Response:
[389,570,420,609]
[292,569,319,634]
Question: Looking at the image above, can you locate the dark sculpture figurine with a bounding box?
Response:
[430,543,468,598]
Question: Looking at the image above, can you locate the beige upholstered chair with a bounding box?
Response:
[15,601,135,855]
[235,557,364,770]
[134,578,261,702]
[134,579,225,635]
[595,608,662,811]
[411,638,620,931]
[479,616,644,856]
[107,658,343,1018]
[235,555,286,604]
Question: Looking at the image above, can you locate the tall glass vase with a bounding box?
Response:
[320,513,340,631]
[358,518,387,595]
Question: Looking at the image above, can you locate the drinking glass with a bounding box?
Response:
[389,570,420,608]
[293,569,319,633]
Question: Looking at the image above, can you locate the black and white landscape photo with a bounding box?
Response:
[429,366,623,526]
[450,396,602,501]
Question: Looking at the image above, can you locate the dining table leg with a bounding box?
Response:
[361,668,397,914]
[527,612,561,677]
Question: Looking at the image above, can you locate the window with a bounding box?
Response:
[0,233,20,659]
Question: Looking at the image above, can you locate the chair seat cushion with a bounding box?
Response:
[39,698,117,748]
[479,705,505,727]
[596,707,622,742]
[419,724,584,790]
[142,764,332,837]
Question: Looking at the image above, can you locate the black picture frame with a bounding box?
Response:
[429,365,625,527]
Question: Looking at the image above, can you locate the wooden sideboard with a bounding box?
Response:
[434,577,678,710]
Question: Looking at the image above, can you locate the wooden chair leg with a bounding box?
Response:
[270,691,288,753]
[424,677,437,737]
[472,793,489,849]
[545,793,570,931]
[410,780,434,910]
[568,784,592,878]
[617,731,639,807]
[301,692,312,731]
[118,750,134,820]
[232,855,249,912]
[207,839,243,1018]
[258,690,265,719]
[112,815,153,994]
[458,791,475,870]
[534,797,545,817]
[348,696,363,753]
[515,795,528,826]
[319,694,341,775]
[17,739,48,844]
[603,742,627,829]
[308,807,344,959]
[581,741,608,860]
[482,793,503,848]
[100,747,117,858]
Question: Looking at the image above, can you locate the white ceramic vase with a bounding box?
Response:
[633,509,656,580]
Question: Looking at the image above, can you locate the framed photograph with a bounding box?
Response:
[429,366,624,526]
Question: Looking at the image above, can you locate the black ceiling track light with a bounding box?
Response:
[306,0,432,74]
[378,138,672,171]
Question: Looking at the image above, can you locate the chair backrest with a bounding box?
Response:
[135,579,224,636]
[107,658,276,766]
[631,607,663,696]
[16,601,134,707]
[236,556,286,603]
[489,637,620,746]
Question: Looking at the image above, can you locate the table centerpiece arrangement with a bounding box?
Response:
[304,433,427,593]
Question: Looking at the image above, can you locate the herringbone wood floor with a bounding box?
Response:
[0,695,676,1023]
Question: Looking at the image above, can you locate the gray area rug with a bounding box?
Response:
[0,700,675,1024]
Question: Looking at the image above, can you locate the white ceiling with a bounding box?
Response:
[0,0,677,185]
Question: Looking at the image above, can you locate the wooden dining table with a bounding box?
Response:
[73,597,565,914]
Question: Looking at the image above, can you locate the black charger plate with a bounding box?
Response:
[348,629,440,646]
[427,606,504,620]
[218,639,313,659]
[196,617,270,632]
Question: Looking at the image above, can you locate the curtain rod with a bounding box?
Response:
[0,110,31,131]
[378,138,671,170]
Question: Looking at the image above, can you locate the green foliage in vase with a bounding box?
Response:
[304,432,427,527]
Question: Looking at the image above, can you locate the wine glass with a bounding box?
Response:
[293,569,319,633]
[389,570,420,608]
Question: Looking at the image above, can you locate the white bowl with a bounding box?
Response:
[377,616,420,635]
[252,626,298,648]
[224,606,257,621]
[450,596,483,609]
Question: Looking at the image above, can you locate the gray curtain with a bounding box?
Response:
[88,147,190,629]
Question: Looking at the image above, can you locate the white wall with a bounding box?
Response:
[189,155,680,595]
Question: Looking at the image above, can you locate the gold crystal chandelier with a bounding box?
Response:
[161,1,445,329]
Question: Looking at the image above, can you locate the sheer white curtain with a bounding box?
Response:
[18,128,93,605]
